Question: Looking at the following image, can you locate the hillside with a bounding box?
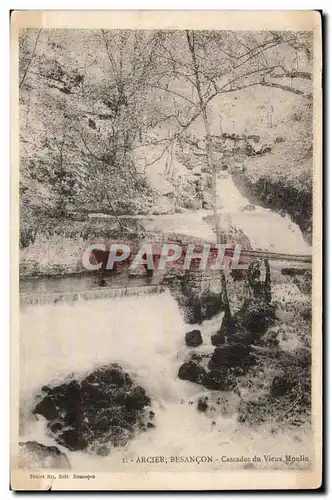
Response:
[19,29,313,270]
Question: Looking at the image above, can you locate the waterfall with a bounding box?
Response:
[19,289,310,472]
[215,175,310,255]
[18,173,312,471]
[20,284,165,307]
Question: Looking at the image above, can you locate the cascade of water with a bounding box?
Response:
[215,175,310,255]
[19,289,310,471]
[18,173,312,471]
[20,284,165,307]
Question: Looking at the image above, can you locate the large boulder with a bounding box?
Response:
[33,364,153,455]
[208,343,253,371]
[211,333,226,346]
[178,361,206,384]
[19,441,71,470]
[201,370,234,391]
[185,329,203,347]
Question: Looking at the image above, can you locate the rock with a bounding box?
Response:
[19,441,71,469]
[231,330,256,346]
[237,398,270,425]
[275,136,285,143]
[49,422,62,433]
[208,343,252,371]
[92,366,131,387]
[185,329,203,347]
[125,386,151,410]
[96,445,110,456]
[241,204,255,212]
[33,364,151,454]
[168,270,224,324]
[151,196,174,215]
[33,397,58,421]
[200,173,212,188]
[202,191,214,209]
[58,430,88,451]
[91,415,111,431]
[190,352,203,362]
[270,376,294,398]
[202,370,231,391]
[197,397,209,412]
[187,200,203,210]
[294,348,311,367]
[281,267,308,277]
[231,269,247,281]
[146,422,155,429]
[178,361,206,384]
[261,330,279,348]
[211,333,226,346]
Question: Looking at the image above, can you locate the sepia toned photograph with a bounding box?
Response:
[11,10,322,491]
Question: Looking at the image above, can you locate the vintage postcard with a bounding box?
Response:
[11,10,322,491]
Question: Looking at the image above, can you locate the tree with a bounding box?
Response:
[19,29,166,225]
[19,28,312,253]
[150,29,312,330]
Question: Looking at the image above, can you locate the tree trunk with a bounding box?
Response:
[264,259,272,304]
[186,30,232,332]
[201,107,221,243]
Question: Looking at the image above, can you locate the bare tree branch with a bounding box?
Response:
[78,130,107,164]
[100,29,121,91]
[260,80,311,97]
[233,37,297,70]
[216,65,279,94]
[149,84,198,108]
[272,68,312,80]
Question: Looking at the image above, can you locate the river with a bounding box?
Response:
[18,173,312,471]
[140,173,310,255]
[20,290,310,472]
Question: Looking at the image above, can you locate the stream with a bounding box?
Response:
[141,173,310,255]
[19,172,311,471]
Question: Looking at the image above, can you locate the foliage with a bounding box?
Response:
[19,29,313,254]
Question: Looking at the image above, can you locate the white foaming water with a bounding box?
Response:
[18,173,311,470]
[20,291,186,399]
[140,174,310,256]
[20,290,310,471]
[216,176,310,255]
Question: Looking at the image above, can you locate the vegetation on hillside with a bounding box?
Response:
[19,29,313,250]
[18,29,314,465]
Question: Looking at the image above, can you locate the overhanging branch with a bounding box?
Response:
[259,81,311,97]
